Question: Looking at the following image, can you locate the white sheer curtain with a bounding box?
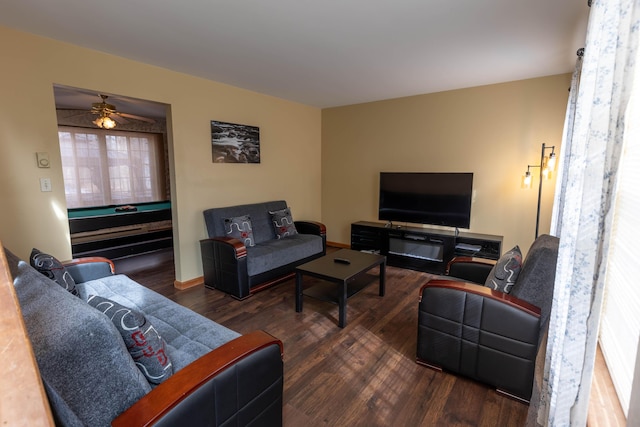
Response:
[58,126,165,208]
[532,0,640,425]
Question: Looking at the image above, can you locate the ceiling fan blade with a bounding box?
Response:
[109,113,129,124]
[117,112,156,124]
[57,108,90,119]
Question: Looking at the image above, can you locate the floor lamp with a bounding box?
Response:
[523,143,556,238]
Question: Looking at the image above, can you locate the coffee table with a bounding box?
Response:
[295,249,386,328]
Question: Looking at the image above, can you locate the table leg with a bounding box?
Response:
[379,260,386,296]
[338,280,347,328]
[295,271,303,312]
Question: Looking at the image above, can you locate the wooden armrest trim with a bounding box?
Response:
[419,279,541,317]
[112,330,283,427]
[305,221,327,235]
[63,257,115,274]
[205,236,247,258]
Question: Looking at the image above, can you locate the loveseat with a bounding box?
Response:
[201,200,326,299]
[416,234,559,401]
[6,247,284,426]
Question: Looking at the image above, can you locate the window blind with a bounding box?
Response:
[599,78,640,417]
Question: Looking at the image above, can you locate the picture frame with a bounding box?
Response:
[211,120,260,163]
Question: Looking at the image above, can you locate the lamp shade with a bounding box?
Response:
[523,170,532,188]
[547,152,557,171]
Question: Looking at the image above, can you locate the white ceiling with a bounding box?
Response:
[1,0,590,109]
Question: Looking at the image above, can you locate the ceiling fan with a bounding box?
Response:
[90,94,156,129]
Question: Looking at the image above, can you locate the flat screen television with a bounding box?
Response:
[378,172,473,228]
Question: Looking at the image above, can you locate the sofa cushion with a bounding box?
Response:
[87,295,174,384]
[204,200,288,244]
[30,248,78,296]
[246,233,324,276]
[484,246,523,294]
[270,208,298,239]
[75,274,241,371]
[7,249,151,427]
[224,214,255,247]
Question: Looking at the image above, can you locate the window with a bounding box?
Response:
[58,126,166,208]
[599,71,640,417]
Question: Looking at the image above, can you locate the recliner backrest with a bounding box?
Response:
[510,234,560,336]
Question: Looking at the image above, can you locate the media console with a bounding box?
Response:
[350,221,502,274]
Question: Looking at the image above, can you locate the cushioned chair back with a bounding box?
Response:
[203,200,287,244]
[510,234,559,335]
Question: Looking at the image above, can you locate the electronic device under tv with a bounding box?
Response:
[378,172,473,229]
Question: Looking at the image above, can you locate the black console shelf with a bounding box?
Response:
[351,221,502,275]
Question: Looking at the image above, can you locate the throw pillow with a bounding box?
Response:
[30,248,79,296]
[224,214,255,247]
[270,207,298,239]
[484,245,523,294]
[87,295,173,384]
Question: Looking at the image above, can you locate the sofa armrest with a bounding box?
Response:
[200,237,250,299]
[112,330,284,427]
[419,279,540,316]
[295,221,327,254]
[445,256,496,284]
[294,220,326,237]
[63,257,115,283]
[418,279,540,400]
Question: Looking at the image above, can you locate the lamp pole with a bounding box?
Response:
[535,143,546,238]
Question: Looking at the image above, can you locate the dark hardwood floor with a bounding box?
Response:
[116,249,528,427]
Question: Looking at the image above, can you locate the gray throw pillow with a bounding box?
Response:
[270,207,298,239]
[224,214,255,247]
[30,248,78,296]
[484,245,523,294]
[87,295,173,384]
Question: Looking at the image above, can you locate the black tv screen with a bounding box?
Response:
[378,172,473,228]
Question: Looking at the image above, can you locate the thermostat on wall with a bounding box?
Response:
[36,152,50,168]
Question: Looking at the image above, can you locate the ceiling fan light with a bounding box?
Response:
[93,114,116,129]
[102,116,116,129]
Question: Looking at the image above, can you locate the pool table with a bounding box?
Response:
[68,201,172,260]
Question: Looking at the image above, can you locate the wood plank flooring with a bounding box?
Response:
[117,250,528,427]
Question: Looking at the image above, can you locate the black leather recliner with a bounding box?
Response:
[416,234,559,401]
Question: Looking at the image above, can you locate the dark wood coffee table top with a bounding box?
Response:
[295,249,385,281]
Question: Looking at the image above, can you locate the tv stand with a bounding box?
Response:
[350,221,502,274]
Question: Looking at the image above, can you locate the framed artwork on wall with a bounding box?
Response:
[211,120,260,163]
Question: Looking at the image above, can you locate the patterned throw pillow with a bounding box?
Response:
[224,214,255,247]
[30,248,78,296]
[270,208,298,239]
[87,295,173,384]
[484,245,523,294]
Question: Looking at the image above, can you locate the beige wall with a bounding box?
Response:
[0,26,321,282]
[321,74,571,254]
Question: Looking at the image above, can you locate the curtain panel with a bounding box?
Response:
[532,0,640,425]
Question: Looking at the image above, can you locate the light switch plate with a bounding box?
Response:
[40,177,52,192]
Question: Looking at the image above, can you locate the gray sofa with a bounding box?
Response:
[7,248,284,426]
[201,200,326,299]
